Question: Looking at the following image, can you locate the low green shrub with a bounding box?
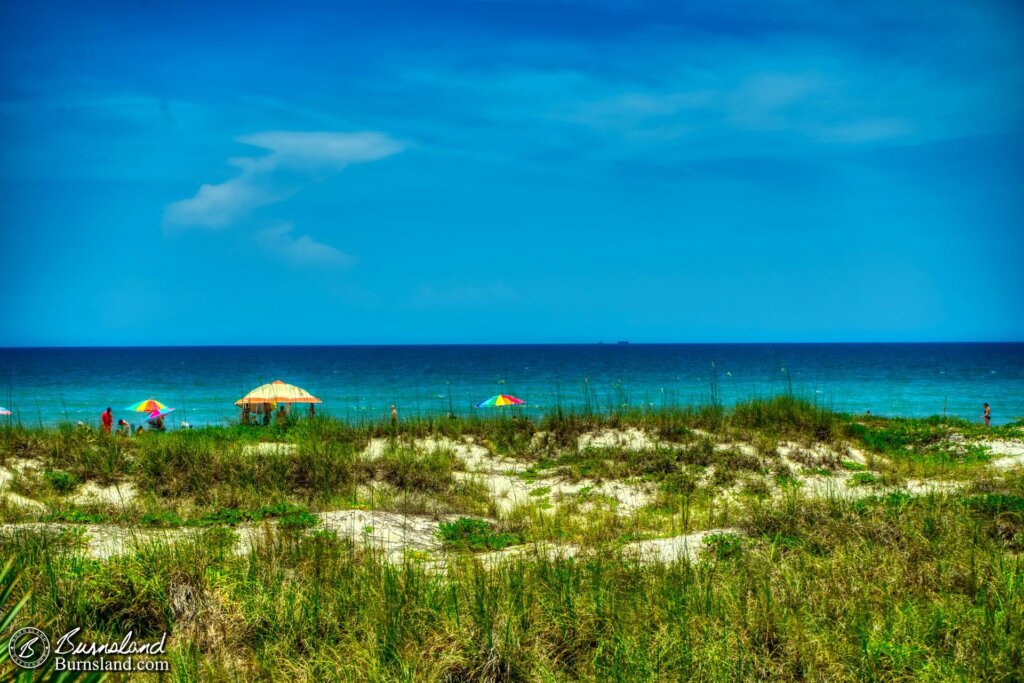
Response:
[438,517,521,551]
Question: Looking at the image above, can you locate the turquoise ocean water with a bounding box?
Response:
[0,344,1020,427]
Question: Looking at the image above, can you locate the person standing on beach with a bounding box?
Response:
[100,407,113,433]
[983,403,991,428]
[391,404,398,425]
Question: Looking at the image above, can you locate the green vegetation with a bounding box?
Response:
[701,530,743,559]
[0,397,1021,680]
[438,517,521,551]
[849,472,881,487]
[43,469,80,493]
[1,491,1021,680]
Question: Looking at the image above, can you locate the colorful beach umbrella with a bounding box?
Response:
[235,380,322,406]
[475,394,526,408]
[127,398,170,413]
[0,407,11,416]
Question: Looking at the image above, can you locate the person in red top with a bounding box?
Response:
[101,407,113,433]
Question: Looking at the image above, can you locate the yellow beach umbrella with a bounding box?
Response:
[235,380,322,406]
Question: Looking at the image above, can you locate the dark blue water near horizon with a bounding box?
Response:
[0,343,1021,427]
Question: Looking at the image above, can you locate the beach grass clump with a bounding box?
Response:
[553,445,676,480]
[376,446,457,493]
[133,432,362,507]
[438,517,521,551]
[139,509,185,527]
[185,502,319,528]
[732,394,842,441]
[29,429,136,485]
[702,530,743,559]
[43,468,80,493]
[848,471,882,487]
[844,415,1019,475]
[539,437,763,485]
[660,470,702,497]
[847,416,968,455]
[45,507,107,524]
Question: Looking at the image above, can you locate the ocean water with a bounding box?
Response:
[0,344,1021,427]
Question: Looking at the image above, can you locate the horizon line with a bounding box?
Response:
[2,340,1023,350]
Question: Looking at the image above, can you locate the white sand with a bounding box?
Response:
[454,470,651,515]
[472,541,581,566]
[469,528,740,566]
[71,481,138,507]
[317,509,450,560]
[0,466,46,512]
[984,439,1024,470]
[622,528,738,564]
[361,435,494,464]
[904,479,966,495]
[242,442,298,456]
[416,436,498,472]
[577,428,656,451]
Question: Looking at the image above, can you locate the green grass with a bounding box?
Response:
[44,508,107,524]
[438,517,521,551]
[0,490,1020,680]
[43,469,80,493]
[0,398,1022,680]
[701,531,743,559]
[849,472,881,487]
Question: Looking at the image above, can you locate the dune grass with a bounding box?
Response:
[0,397,1022,680]
[1,490,1021,680]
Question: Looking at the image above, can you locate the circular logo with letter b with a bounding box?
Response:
[8,627,50,669]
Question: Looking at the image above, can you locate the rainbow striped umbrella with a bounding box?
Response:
[127,399,170,413]
[475,394,525,408]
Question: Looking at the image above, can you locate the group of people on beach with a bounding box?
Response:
[239,402,296,427]
[99,406,167,435]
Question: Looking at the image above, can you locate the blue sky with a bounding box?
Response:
[1,0,1022,345]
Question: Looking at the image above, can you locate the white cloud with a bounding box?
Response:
[238,131,403,169]
[163,174,292,228]
[163,131,402,229]
[254,223,355,268]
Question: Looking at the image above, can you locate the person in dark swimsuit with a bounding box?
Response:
[983,403,991,428]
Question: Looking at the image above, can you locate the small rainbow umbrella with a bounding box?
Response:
[0,407,11,416]
[475,394,525,408]
[127,399,170,414]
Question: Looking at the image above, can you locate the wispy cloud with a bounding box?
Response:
[254,223,355,268]
[386,0,1024,165]
[163,131,403,229]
